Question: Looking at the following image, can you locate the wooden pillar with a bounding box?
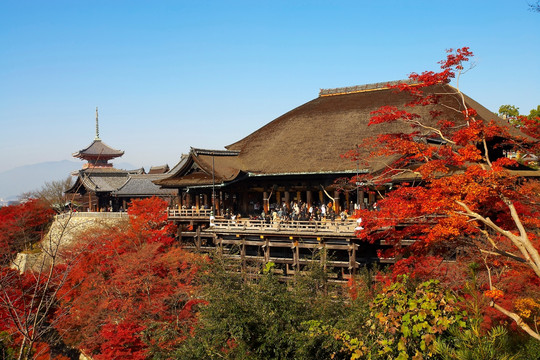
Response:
[349,241,357,275]
[334,190,340,212]
[264,237,270,263]
[284,191,290,209]
[320,242,327,271]
[369,191,375,206]
[276,191,281,206]
[319,190,324,204]
[241,237,246,273]
[306,190,313,207]
[241,193,249,215]
[88,192,92,211]
[185,193,191,207]
[263,191,269,213]
[196,225,201,250]
[345,192,349,212]
[359,191,365,208]
[293,241,299,271]
[203,194,208,208]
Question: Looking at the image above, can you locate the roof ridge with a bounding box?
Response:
[319,79,413,97]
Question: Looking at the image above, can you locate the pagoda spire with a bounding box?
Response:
[95,107,100,140]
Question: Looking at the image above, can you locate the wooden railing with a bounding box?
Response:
[210,219,357,234]
[168,208,213,218]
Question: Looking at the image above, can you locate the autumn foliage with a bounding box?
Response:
[0,200,54,264]
[349,47,540,339]
[55,197,203,359]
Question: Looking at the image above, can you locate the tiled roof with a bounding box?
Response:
[114,174,177,196]
[73,139,124,159]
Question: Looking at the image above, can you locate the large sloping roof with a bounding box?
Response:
[225,82,517,175]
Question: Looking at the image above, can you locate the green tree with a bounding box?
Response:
[176,258,353,360]
[528,105,540,120]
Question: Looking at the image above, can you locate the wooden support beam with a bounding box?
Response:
[196,225,201,250]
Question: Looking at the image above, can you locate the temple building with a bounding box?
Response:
[154,81,537,279]
[156,80,529,215]
[65,108,177,211]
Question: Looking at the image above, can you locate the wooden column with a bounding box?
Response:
[369,191,375,206]
[203,194,208,208]
[241,237,246,273]
[306,190,313,207]
[349,241,357,275]
[284,191,290,209]
[359,191,365,208]
[319,190,324,204]
[276,191,281,206]
[293,241,300,271]
[296,191,301,203]
[196,225,201,250]
[334,190,340,212]
[264,237,270,263]
[88,192,92,211]
[195,194,200,210]
[263,191,269,213]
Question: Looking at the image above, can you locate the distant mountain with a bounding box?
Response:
[0,160,136,201]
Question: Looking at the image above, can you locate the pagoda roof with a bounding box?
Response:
[73,139,124,160]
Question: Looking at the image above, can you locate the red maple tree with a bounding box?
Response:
[56,197,204,359]
[349,47,540,339]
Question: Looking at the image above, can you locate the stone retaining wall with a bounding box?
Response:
[13,213,129,272]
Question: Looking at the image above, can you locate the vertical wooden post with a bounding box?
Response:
[241,237,246,273]
[306,190,312,207]
[319,190,324,204]
[196,225,201,250]
[284,191,290,209]
[293,241,300,271]
[296,191,301,203]
[349,241,357,275]
[276,191,281,206]
[334,190,340,213]
[263,191,268,214]
[264,238,270,263]
[195,194,200,211]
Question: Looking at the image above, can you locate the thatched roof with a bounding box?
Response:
[226,82,517,175]
[158,81,534,188]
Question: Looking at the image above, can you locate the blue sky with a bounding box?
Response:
[1,0,539,173]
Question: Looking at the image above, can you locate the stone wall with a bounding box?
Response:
[13,213,129,272]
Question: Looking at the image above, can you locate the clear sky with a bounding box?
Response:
[1,0,538,173]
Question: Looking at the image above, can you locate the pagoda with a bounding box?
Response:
[72,107,124,168]
[65,108,176,211]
